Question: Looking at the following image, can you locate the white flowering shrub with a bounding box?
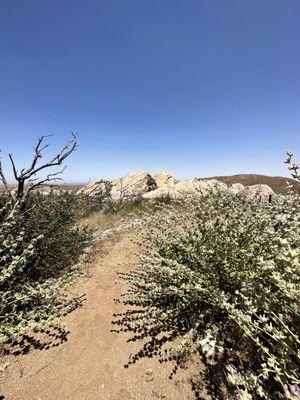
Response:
[0,194,90,345]
[115,187,300,399]
[285,151,300,182]
[19,192,91,279]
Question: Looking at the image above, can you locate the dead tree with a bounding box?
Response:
[0,133,78,203]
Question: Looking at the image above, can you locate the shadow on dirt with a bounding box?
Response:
[1,294,87,358]
[112,309,233,400]
[1,327,69,357]
[112,309,221,399]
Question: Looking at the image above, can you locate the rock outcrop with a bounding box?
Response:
[110,170,157,200]
[238,184,274,201]
[78,170,157,200]
[76,180,108,196]
[201,179,228,194]
[152,172,177,188]
[79,171,276,203]
[228,183,244,195]
[142,178,228,200]
[142,186,175,200]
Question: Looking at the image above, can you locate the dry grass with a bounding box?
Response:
[77,201,151,233]
[78,198,180,234]
[78,210,128,233]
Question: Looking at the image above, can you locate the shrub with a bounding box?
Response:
[19,192,91,279]
[285,151,300,182]
[115,190,300,399]
[0,193,91,344]
[0,134,93,346]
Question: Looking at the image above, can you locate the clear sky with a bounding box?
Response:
[0,0,299,183]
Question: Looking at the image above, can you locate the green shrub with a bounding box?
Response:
[0,193,91,344]
[116,191,300,399]
[19,192,91,279]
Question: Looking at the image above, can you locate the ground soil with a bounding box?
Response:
[0,234,208,400]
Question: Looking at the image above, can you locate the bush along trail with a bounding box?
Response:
[0,144,299,400]
[0,230,205,400]
[114,190,300,400]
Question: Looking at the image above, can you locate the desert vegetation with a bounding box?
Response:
[114,152,300,399]
[0,135,93,346]
[0,140,299,400]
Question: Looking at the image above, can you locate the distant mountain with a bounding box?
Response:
[206,174,300,194]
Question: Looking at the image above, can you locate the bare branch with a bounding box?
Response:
[8,154,18,180]
[0,151,14,200]
[22,134,52,177]
[25,168,66,195]
[24,133,78,180]
[1,133,77,202]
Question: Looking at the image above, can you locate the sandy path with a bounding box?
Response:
[0,234,205,400]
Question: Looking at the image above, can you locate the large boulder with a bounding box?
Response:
[228,183,244,195]
[76,180,108,196]
[152,172,177,188]
[174,178,208,197]
[110,170,157,200]
[174,178,227,197]
[142,185,176,200]
[238,184,274,201]
[79,171,157,200]
[202,179,228,194]
[142,179,200,200]
[142,178,228,200]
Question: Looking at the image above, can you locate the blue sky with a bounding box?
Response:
[0,0,299,183]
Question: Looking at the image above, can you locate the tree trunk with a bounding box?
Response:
[16,180,25,199]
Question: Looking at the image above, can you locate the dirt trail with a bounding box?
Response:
[0,234,206,400]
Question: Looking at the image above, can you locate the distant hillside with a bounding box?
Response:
[206,174,300,194]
